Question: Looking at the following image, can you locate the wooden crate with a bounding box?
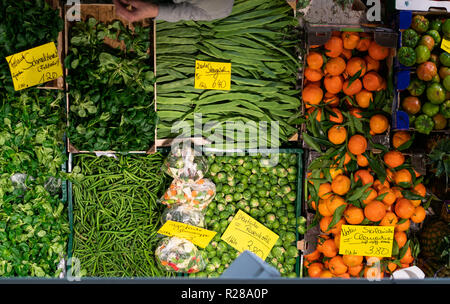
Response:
[64,4,156,154]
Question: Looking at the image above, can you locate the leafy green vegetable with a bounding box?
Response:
[66,18,156,152]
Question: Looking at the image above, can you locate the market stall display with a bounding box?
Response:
[155,0,302,147]
[65,17,156,152]
[396,14,450,133]
[70,154,172,277]
[0,90,68,277]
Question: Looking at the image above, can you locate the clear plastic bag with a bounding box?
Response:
[162,145,209,183]
[161,204,206,228]
[159,178,216,210]
[155,237,206,273]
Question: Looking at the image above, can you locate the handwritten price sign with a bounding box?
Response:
[194,60,231,90]
[157,220,217,248]
[441,38,450,53]
[5,42,63,91]
[339,225,394,258]
[221,210,279,260]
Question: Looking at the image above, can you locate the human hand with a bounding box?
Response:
[113,0,159,22]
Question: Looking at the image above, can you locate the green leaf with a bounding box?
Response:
[327,204,346,232]
[398,240,410,260]
[346,182,373,202]
[401,190,424,201]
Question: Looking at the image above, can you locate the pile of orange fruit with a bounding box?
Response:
[302,31,392,144]
[304,145,426,279]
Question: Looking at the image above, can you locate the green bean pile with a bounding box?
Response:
[156,0,302,147]
[71,153,171,277]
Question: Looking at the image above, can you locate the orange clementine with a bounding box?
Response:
[346,57,367,77]
[357,154,369,167]
[325,57,346,76]
[348,134,367,155]
[342,31,360,50]
[316,234,330,253]
[373,179,390,192]
[319,270,334,278]
[348,264,364,277]
[334,233,341,249]
[413,183,426,197]
[307,107,323,122]
[395,218,411,232]
[329,166,344,180]
[342,255,364,267]
[324,36,344,58]
[394,198,415,219]
[394,169,412,185]
[331,174,351,195]
[379,211,398,226]
[392,131,411,149]
[318,199,333,217]
[386,168,395,183]
[321,239,338,258]
[306,51,324,69]
[344,205,365,225]
[323,74,344,94]
[383,151,405,168]
[323,92,340,107]
[369,114,389,134]
[305,249,321,262]
[355,89,373,108]
[410,206,426,223]
[326,195,347,214]
[334,152,351,166]
[364,55,380,72]
[387,262,398,273]
[320,216,333,233]
[341,48,352,60]
[329,256,348,275]
[302,84,324,105]
[318,182,333,200]
[368,40,389,60]
[364,200,386,222]
[349,107,363,118]
[400,246,414,264]
[378,186,396,206]
[362,71,383,91]
[394,231,407,248]
[356,36,372,52]
[342,78,362,95]
[354,169,374,186]
[362,187,378,205]
[305,67,324,82]
[328,124,347,145]
[391,186,404,199]
[328,108,344,123]
[308,262,324,277]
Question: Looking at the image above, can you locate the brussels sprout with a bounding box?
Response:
[288,217,297,226]
[220,219,229,228]
[263,203,273,213]
[249,185,257,193]
[205,209,214,217]
[224,194,233,203]
[263,181,272,190]
[223,164,233,172]
[250,197,259,208]
[286,204,295,213]
[227,216,234,223]
[278,178,289,186]
[298,216,306,225]
[242,190,252,200]
[221,253,231,264]
[271,246,285,259]
[209,272,220,278]
[216,242,228,253]
[258,189,269,198]
[287,166,297,175]
[206,263,216,273]
[233,192,243,201]
[210,163,221,174]
[266,213,276,223]
[216,172,227,183]
[250,208,260,218]
[227,179,236,187]
[244,206,251,213]
[273,196,283,208]
[243,169,252,177]
[235,183,246,193]
[272,220,280,229]
[286,258,297,266]
[212,222,220,231]
[196,272,208,278]
[286,246,299,258]
[237,200,247,210]
[276,209,287,218]
[287,192,296,202]
[281,185,291,195]
[287,174,296,182]
[286,272,297,278]
[221,184,231,194]
[217,265,225,274]
[297,225,306,234]
[279,216,289,225]
[220,211,231,220]
[237,166,247,174]
[243,162,252,170]
[259,198,268,207]
[270,185,281,194]
[284,232,296,243]
[207,250,217,259]
[275,238,283,246]
[226,204,236,214]
[276,167,288,178]
[236,157,245,165]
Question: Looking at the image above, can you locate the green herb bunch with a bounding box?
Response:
[0,0,63,94]
[66,18,156,152]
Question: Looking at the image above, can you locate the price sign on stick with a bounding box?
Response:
[5,42,63,91]
[339,225,394,258]
[221,210,279,260]
[195,60,231,90]
[157,220,217,248]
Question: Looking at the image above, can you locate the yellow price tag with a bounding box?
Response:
[5,42,63,91]
[221,210,279,260]
[194,60,231,90]
[441,38,450,53]
[339,225,394,258]
[157,220,217,248]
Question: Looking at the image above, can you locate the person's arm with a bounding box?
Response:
[157,0,234,22]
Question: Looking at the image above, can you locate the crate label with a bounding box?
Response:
[157,220,216,248]
[441,38,450,53]
[339,225,394,258]
[5,42,63,91]
[194,60,231,90]
[221,210,279,260]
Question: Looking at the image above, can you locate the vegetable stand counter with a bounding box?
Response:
[63,4,157,154]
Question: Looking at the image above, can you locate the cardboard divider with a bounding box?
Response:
[63,4,157,154]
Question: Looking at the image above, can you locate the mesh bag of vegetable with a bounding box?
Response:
[155,237,206,273]
[158,178,216,211]
[162,145,209,183]
[161,204,206,228]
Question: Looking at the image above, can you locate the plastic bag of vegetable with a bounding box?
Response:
[158,178,216,210]
[162,145,209,182]
[161,204,206,228]
[155,237,206,273]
